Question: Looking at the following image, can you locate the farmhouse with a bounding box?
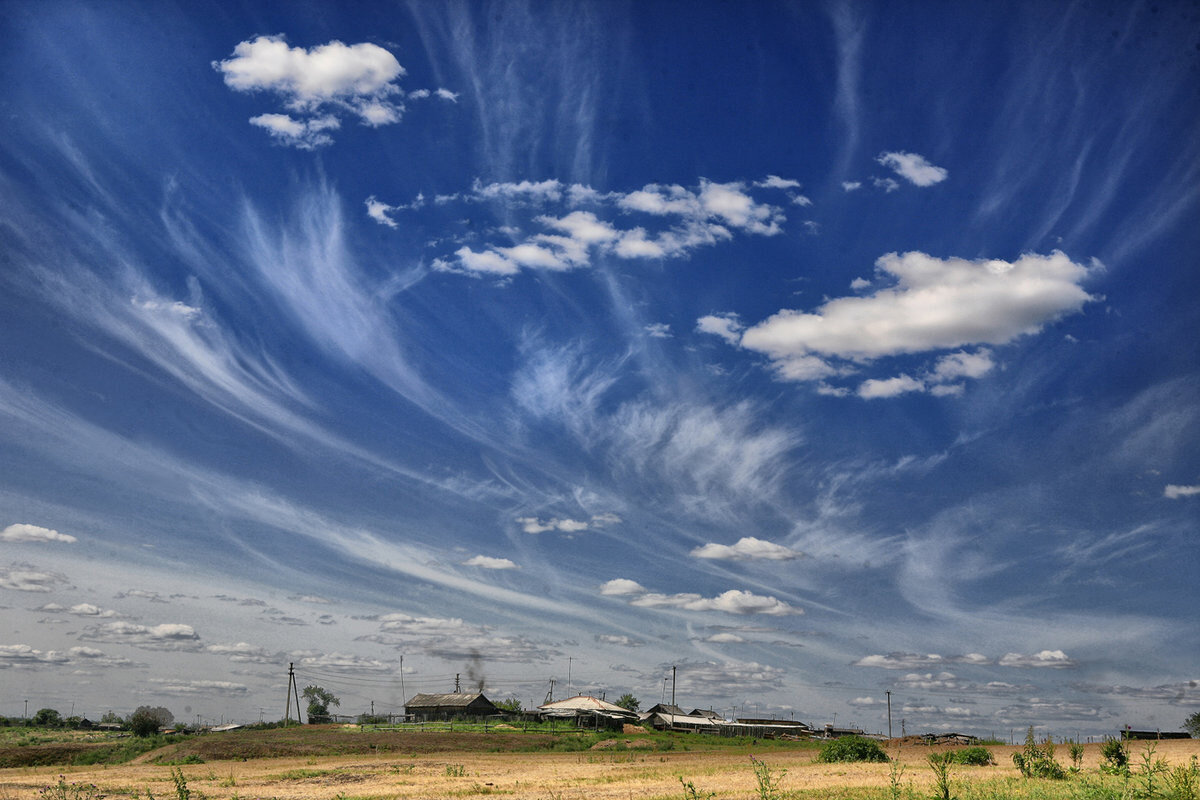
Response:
[538,695,640,729]
[404,692,499,721]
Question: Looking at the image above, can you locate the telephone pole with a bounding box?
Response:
[886,691,892,739]
[284,662,302,725]
[671,665,677,707]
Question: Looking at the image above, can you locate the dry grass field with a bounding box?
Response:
[0,727,1196,800]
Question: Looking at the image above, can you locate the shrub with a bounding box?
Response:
[943,746,994,766]
[1100,737,1128,775]
[816,735,890,763]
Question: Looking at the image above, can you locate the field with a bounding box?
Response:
[0,726,1197,799]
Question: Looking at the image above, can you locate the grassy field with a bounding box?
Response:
[0,725,1196,799]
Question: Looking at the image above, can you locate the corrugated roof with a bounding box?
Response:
[405,692,491,707]
[537,695,636,715]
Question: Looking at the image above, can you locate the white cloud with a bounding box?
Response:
[691,536,800,561]
[644,322,672,338]
[428,179,785,276]
[626,587,800,616]
[514,516,598,534]
[876,151,948,187]
[842,181,862,192]
[435,88,459,102]
[705,632,746,643]
[249,112,340,149]
[755,175,801,190]
[857,374,924,399]
[997,650,1076,668]
[0,644,70,668]
[596,634,643,647]
[206,642,279,663]
[873,177,900,192]
[364,196,398,228]
[215,35,411,146]
[1164,484,1200,499]
[696,313,744,344]
[80,621,201,650]
[599,578,647,596]
[66,603,118,618]
[853,652,993,669]
[463,554,518,570]
[147,678,250,696]
[0,564,67,592]
[738,251,1095,387]
[930,350,994,383]
[1,524,77,543]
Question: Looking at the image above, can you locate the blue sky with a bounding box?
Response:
[1,0,1197,737]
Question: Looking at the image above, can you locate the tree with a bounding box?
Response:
[615,693,640,712]
[301,685,339,722]
[1185,710,1200,738]
[129,706,173,737]
[32,708,63,728]
[495,697,523,714]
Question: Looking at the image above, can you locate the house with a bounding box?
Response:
[538,695,640,729]
[404,692,498,721]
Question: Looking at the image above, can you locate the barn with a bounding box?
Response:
[404,692,499,721]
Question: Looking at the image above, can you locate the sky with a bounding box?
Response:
[1,0,1197,739]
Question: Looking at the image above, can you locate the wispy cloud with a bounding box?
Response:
[876,151,948,187]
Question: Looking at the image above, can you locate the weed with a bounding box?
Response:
[679,775,716,799]
[170,768,190,800]
[1012,727,1066,780]
[942,747,995,767]
[38,776,102,800]
[928,753,956,800]
[750,755,787,800]
[1131,742,1168,799]
[1166,755,1200,800]
[888,757,909,800]
[218,768,236,787]
[446,763,467,777]
[1067,740,1085,774]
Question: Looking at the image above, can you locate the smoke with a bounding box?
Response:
[465,650,485,692]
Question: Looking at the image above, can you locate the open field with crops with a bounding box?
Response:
[0,726,1197,799]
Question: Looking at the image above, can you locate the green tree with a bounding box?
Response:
[1185,710,1200,738]
[615,693,640,712]
[129,706,173,737]
[33,708,63,727]
[301,685,339,722]
[495,697,523,714]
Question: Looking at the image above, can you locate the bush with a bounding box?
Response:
[942,746,994,766]
[816,735,890,763]
[1100,737,1128,775]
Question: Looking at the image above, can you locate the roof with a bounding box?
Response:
[645,703,686,716]
[538,695,638,716]
[405,692,493,708]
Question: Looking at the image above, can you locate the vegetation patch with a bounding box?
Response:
[816,736,890,764]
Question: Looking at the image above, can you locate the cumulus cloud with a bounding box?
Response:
[214,35,415,146]
[366,613,557,663]
[596,634,643,647]
[997,650,1076,668]
[1,523,77,543]
[0,644,70,668]
[842,181,862,192]
[206,642,280,663]
[732,251,1094,392]
[876,151,948,187]
[853,652,991,669]
[292,651,395,673]
[427,179,785,276]
[515,514,617,535]
[696,313,744,345]
[147,678,250,696]
[1164,484,1200,499]
[670,659,786,693]
[80,621,201,651]
[857,374,924,399]
[462,554,518,570]
[690,536,800,561]
[599,578,647,596]
[604,578,799,616]
[0,564,68,592]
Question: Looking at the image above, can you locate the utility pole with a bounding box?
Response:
[399,656,406,705]
[886,691,892,739]
[284,662,302,725]
[567,657,572,696]
[454,673,461,692]
[671,665,677,707]
[544,678,555,704]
